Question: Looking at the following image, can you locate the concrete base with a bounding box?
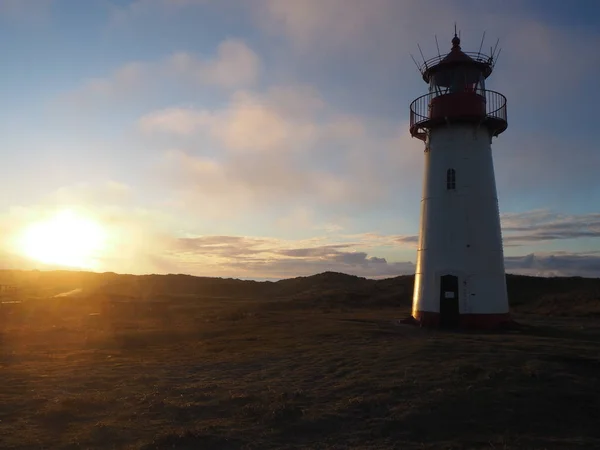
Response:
[413,310,512,329]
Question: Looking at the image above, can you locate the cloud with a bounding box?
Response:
[62,62,155,110]
[146,232,600,279]
[276,209,600,256]
[139,85,324,150]
[361,210,600,248]
[142,83,423,220]
[65,62,150,107]
[98,0,600,113]
[168,234,415,278]
[138,107,209,135]
[64,39,260,107]
[159,148,365,219]
[505,252,600,278]
[254,0,436,55]
[168,39,261,88]
[501,210,600,245]
[252,0,600,107]
[394,235,419,245]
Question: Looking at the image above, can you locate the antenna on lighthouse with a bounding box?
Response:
[417,43,427,66]
[435,35,441,58]
[478,31,486,54]
[494,47,503,68]
[491,38,500,59]
[410,52,423,75]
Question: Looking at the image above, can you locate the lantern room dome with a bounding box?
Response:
[440,36,476,64]
[419,35,495,83]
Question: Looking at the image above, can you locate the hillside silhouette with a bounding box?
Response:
[1,269,599,316]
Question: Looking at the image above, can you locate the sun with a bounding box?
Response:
[16,209,107,269]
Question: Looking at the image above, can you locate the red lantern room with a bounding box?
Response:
[409,34,507,141]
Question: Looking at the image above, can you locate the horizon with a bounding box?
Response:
[1,267,597,284]
[1,1,599,279]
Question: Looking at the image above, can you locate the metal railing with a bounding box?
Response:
[409,89,507,135]
[418,52,495,74]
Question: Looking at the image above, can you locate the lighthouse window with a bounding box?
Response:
[430,68,486,96]
[446,169,456,190]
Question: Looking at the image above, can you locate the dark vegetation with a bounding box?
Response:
[1,269,599,449]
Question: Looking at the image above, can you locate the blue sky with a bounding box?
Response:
[0,0,599,279]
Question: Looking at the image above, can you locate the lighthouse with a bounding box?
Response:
[409,33,510,329]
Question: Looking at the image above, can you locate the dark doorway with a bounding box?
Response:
[439,275,460,328]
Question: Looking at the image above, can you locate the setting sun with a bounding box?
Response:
[15,209,107,269]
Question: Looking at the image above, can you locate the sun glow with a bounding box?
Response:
[16,209,107,269]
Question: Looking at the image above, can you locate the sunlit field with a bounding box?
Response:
[1,271,599,449]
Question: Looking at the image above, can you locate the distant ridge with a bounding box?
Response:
[0,269,599,316]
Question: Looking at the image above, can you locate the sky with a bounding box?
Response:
[0,0,599,280]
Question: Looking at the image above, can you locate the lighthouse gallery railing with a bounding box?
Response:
[410,89,507,136]
[416,52,496,74]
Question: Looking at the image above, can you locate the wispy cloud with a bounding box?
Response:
[501,210,600,245]
[505,252,600,278]
[64,39,260,107]
[154,230,600,279]
[149,232,600,279]
[369,211,600,248]
[139,85,325,151]
[69,62,148,105]
[167,234,415,278]
[169,39,261,88]
[141,83,422,220]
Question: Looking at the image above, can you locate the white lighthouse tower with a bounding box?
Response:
[409,33,510,329]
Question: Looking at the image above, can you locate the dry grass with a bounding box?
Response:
[0,273,599,449]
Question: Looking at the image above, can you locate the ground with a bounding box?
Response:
[0,271,599,449]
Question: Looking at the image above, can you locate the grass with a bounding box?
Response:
[0,273,599,449]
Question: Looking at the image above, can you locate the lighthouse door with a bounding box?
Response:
[439,275,460,328]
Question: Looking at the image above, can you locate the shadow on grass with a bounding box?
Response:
[511,323,600,344]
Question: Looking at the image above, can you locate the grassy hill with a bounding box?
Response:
[2,269,599,316]
[1,269,599,449]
